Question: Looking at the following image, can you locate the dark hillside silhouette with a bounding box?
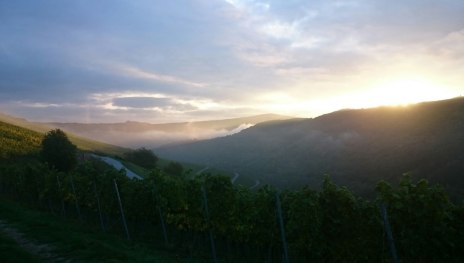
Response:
[158,97,464,197]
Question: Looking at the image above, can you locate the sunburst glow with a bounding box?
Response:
[333,78,457,110]
[297,78,460,117]
[363,79,454,106]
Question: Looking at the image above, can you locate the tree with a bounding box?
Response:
[41,129,77,172]
[163,161,184,176]
[124,147,158,169]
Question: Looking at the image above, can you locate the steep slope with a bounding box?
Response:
[0,114,128,156]
[0,121,43,159]
[44,114,293,148]
[157,98,464,197]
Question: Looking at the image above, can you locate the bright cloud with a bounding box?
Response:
[0,0,463,123]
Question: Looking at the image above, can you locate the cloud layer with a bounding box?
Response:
[1,0,463,122]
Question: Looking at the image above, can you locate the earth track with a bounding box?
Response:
[0,220,72,263]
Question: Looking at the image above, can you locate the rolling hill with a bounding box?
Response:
[157,97,464,197]
[0,113,235,177]
[44,114,293,148]
[0,120,43,159]
[0,113,128,156]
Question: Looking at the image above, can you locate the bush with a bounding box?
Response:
[124,147,158,169]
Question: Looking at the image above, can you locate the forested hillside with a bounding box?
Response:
[157,98,464,197]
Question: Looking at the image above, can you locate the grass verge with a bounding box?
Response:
[0,231,41,263]
[0,199,198,262]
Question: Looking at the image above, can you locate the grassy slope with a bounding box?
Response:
[0,121,43,158]
[0,120,197,262]
[0,199,198,263]
[0,113,129,157]
[1,113,236,183]
[121,157,234,180]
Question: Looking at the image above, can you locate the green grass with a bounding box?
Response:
[0,121,43,159]
[120,160,150,178]
[69,134,129,157]
[156,157,231,177]
[0,199,199,263]
[119,156,235,181]
[0,231,41,263]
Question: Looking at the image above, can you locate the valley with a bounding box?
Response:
[1,98,464,262]
[157,98,464,197]
[2,2,464,261]
[44,114,293,148]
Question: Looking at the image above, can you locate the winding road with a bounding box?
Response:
[195,166,209,175]
[249,180,261,190]
[231,172,240,184]
[90,155,257,188]
[91,154,143,180]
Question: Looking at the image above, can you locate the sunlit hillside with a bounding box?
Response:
[0,114,129,156]
[0,121,43,159]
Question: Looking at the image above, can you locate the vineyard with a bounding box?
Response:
[0,122,463,262]
[0,121,43,159]
[1,158,463,262]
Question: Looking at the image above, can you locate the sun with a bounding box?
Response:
[255,77,458,118]
[350,78,455,108]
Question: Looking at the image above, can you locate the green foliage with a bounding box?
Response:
[1,157,464,262]
[124,148,158,169]
[377,176,459,262]
[282,187,321,260]
[41,129,77,172]
[163,161,184,176]
[0,199,199,263]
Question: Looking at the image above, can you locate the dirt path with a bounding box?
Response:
[0,220,72,263]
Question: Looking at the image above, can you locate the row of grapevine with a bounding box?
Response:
[1,157,463,262]
[0,121,43,159]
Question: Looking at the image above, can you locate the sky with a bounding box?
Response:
[1,0,464,123]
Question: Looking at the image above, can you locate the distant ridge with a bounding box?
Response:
[0,113,129,156]
[157,97,464,198]
[43,113,295,148]
[45,113,293,132]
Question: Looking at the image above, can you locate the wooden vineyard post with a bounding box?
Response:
[275,192,290,263]
[380,203,399,263]
[93,179,105,232]
[70,174,82,220]
[56,175,66,218]
[113,179,130,241]
[202,186,218,263]
[34,174,44,208]
[152,185,168,245]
